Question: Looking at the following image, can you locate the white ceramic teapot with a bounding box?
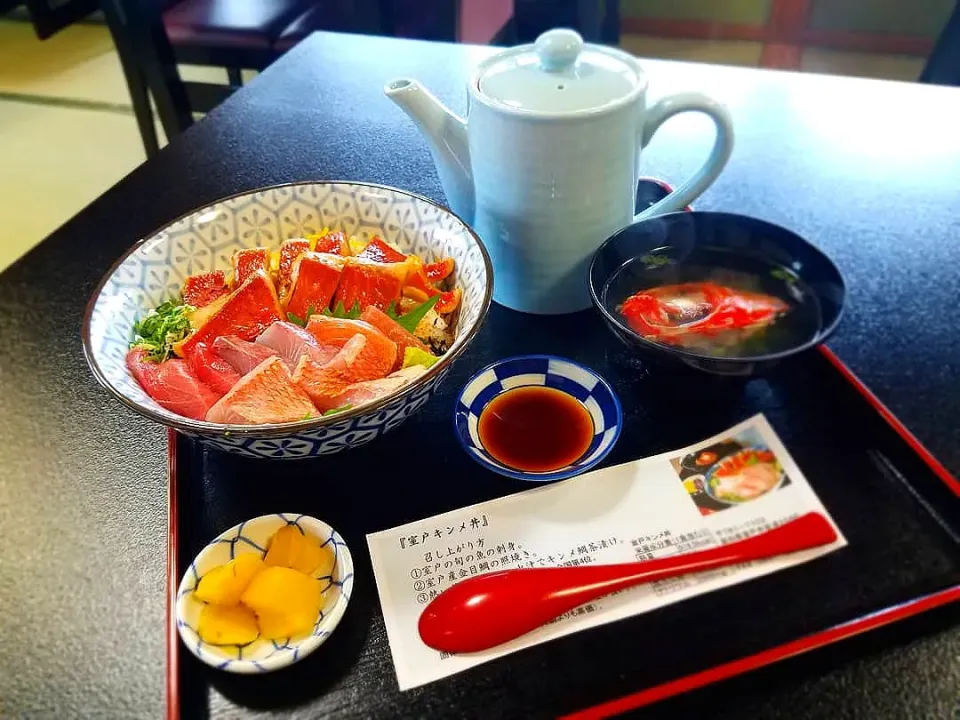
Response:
[386,29,733,315]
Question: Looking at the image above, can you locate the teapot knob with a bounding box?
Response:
[535,29,583,72]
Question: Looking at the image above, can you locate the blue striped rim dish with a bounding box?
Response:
[176,514,354,674]
[454,355,623,482]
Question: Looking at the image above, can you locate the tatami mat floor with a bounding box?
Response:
[0,18,927,272]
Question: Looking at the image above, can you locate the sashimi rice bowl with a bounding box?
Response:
[83,182,492,459]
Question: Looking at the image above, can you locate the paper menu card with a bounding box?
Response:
[367,414,847,691]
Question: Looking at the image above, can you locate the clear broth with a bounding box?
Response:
[604,246,822,358]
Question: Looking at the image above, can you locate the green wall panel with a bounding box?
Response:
[808,0,954,37]
[620,0,771,26]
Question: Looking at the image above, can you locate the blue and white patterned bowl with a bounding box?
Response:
[81,182,493,459]
[176,513,354,674]
[454,355,623,482]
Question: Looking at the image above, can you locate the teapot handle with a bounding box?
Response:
[633,92,734,222]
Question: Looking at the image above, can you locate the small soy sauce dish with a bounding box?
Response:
[588,211,846,377]
[454,355,622,482]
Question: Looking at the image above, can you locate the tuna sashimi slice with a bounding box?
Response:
[175,271,282,358]
[126,348,219,420]
[326,365,427,411]
[256,321,339,368]
[285,252,346,320]
[359,306,430,369]
[214,335,277,375]
[186,341,242,397]
[277,238,311,298]
[292,333,396,411]
[332,257,407,312]
[206,356,317,425]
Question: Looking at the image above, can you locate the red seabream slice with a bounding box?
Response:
[206,356,317,424]
[232,248,270,287]
[332,257,407,312]
[285,252,346,320]
[277,239,311,298]
[182,271,228,309]
[293,333,396,411]
[176,271,282,358]
[357,237,406,264]
[312,231,349,255]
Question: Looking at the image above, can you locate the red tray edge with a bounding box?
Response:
[165,345,960,720]
[167,427,179,720]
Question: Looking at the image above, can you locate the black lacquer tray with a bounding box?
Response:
[166,299,960,719]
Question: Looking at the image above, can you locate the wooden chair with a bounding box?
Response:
[102,0,517,157]
[101,0,379,156]
[22,0,99,38]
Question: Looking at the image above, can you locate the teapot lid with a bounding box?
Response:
[474,29,643,115]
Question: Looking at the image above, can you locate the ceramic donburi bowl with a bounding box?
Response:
[82,181,493,458]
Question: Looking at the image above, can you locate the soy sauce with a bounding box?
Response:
[478,386,594,473]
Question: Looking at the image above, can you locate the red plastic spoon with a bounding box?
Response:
[418,512,837,654]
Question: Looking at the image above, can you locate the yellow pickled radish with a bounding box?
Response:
[195,553,265,606]
[197,603,259,646]
[241,566,323,639]
[264,525,334,576]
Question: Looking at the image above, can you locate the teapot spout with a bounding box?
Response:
[385,79,474,222]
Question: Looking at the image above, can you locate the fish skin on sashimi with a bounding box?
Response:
[284,252,346,320]
[126,348,219,420]
[359,306,430,369]
[214,335,278,375]
[176,271,282,358]
[357,237,406,264]
[232,248,270,287]
[256,321,339,368]
[311,230,349,255]
[182,271,228,309]
[292,333,396,411]
[206,356,317,425]
[186,341,242,396]
[277,239,311,298]
[332,257,407,312]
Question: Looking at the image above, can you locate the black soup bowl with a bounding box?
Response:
[588,212,846,376]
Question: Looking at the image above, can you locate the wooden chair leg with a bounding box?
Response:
[125,64,161,157]
[101,0,160,156]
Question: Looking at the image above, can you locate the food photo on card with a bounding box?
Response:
[366,414,847,691]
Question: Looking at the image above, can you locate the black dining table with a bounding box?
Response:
[2,32,960,719]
